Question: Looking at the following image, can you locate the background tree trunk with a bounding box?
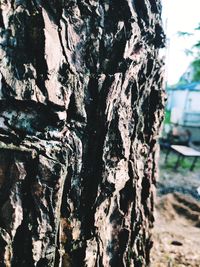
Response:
[0,1,165,266]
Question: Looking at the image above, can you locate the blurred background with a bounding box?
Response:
[152,1,200,266]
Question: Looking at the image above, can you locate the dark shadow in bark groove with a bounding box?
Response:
[119,178,135,214]
[0,151,14,212]
[12,222,34,267]
[0,8,5,28]
[25,12,48,96]
[12,156,37,267]
[80,77,106,238]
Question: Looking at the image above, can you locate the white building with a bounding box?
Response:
[167,82,200,126]
[166,82,200,141]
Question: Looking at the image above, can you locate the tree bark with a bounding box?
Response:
[0,1,165,266]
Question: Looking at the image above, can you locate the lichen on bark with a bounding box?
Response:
[0,0,165,266]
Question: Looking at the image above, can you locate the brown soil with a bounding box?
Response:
[151,193,200,267]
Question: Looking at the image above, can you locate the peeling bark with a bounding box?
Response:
[0,1,165,266]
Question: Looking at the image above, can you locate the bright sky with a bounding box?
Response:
[162,0,200,85]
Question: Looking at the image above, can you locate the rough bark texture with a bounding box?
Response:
[0,1,165,266]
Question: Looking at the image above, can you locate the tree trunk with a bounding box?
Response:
[0,1,165,266]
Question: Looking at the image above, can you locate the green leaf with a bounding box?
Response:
[177,31,193,37]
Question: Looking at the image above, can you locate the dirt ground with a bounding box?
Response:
[151,151,200,266]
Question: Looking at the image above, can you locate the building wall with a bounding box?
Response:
[167,89,200,126]
[187,91,200,111]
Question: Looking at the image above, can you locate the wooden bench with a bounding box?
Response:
[165,145,200,171]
